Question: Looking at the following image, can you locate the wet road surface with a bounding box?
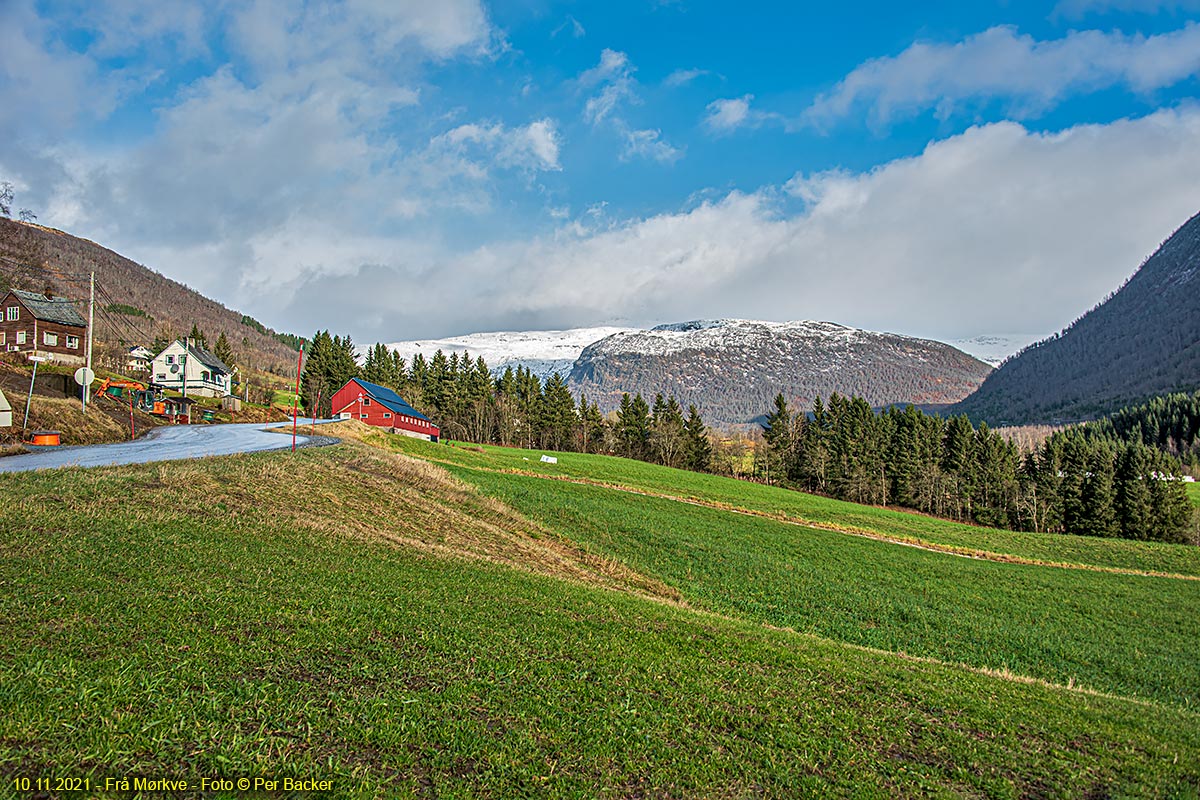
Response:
[0,420,340,474]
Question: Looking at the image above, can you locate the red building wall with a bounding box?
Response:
[330,380,440,439]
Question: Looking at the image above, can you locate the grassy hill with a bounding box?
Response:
[2,425,1198,796]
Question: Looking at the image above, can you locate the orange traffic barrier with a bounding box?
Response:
[27,430,61,446]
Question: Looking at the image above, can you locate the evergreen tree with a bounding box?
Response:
[541,373,577,451]
[683,404,712,472]
[795,396,830,493]
[1114,443,1155,540]
[762,393,797,484]
[617,393,651,460]
[187,323,208,350]
[213,331,235,371]
[579,395,606,454]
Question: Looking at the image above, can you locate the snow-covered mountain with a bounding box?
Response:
[386,326,635,384]
[386,318,998,424]
[948,334,1048,367]
[569,319,994,423]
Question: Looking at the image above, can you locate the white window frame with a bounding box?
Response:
[382,412,392,419]
[360,413,369,419]
[66,335,79,349]
[43,331,58,346]
[0,332,5,346]
[5,306,18,321]
[165,355,174,364]
[16,331,26,345]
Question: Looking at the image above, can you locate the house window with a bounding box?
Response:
[66,335,79,349]
[43,332,58,346]
[0,332,5,345]
[16,331,26,344]
[360,413,369,419]
[157,374,167,381]
[363,397,371,406]
[382,412,392,419]
[166,355,174,364]
[5,306,17,321]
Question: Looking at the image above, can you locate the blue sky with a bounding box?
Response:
[2,0,1199,342]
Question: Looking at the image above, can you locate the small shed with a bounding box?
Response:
[0,388,12,428]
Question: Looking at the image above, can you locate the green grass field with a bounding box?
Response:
[390,435,1200,577]
[1188,480,1200,508]
[2,430,1199,796]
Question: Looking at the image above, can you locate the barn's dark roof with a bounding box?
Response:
[9,289,87,328]
[354,378,432,422]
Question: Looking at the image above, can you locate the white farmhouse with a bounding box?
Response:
[127,345,154,372]
[151,339,233,398]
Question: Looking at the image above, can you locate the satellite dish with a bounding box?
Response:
[74,367,95,386]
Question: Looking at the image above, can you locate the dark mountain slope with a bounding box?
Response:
[0,218,299,376]
[952,210,1200,425]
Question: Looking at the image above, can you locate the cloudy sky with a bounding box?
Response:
[2,0,1200,343]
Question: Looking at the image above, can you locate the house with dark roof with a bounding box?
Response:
[331,378,440,442]
[1,289,88,365]
[151,339,233,397]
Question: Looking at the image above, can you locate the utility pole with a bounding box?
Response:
[83,270,94,414]
[23,355,46,432]
[291,342,304,452]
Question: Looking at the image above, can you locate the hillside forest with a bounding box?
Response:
[302,331,1199,545]
[763,394,1197,544]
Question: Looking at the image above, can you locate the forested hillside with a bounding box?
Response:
[952,210,1200,425]
[0,219,300,376]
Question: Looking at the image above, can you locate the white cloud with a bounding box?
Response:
[287,107,1200,340]
[577,49,683,163]
[432,119,562,173]
[664,68,710,87]
[552,15,586,38]
[806,24,1200,127]
[579,49,632,87]
[622,129,683,163]
[704,95,755,133]
[580,49,637,124]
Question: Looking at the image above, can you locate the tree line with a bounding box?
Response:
[1071,391,1200,469]
[299,335,713,471]
[764,393,1197,544]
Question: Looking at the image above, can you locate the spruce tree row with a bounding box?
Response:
[300,337,714,471]
[1072,390,1200,469]
[764,393,1197,544]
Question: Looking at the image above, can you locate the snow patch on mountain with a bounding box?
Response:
[385,326,636,383]
[948,334,1049,366]
[588,319,904,359]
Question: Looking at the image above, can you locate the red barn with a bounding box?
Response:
[331,378,440,442]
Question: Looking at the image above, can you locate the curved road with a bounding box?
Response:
[0,420,340,474]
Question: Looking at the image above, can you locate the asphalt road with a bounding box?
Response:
[0,420,340,474]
